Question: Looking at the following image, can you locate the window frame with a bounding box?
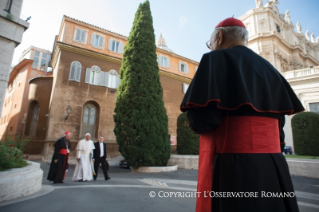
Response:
[73,27,88,44]
[90,66,101,85]
[179,61,189,74]
[69,61,82,82]
[90,33,105,49]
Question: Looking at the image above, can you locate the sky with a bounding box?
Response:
[12,0,319,65]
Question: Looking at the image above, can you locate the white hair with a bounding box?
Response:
[210,26,248,45]
[85,133,91,136]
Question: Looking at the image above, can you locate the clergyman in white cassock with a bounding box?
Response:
[72,133,95,181]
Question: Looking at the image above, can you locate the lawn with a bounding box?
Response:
[284,154,319,160]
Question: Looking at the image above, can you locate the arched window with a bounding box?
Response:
[108,70,119,88]
[82,103,97,139]
[90,65,101,85]
[29,103,40,136]
[69,61,82,82]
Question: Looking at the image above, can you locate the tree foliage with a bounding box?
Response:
[291,112,319,156]
[113,1,170,168]
[177,113,199,155]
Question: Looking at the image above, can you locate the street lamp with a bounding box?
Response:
[65,106,72,120]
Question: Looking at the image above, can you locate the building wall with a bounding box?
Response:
[239,5,319,74]
[0,59,52,140]
[23,77,53,154]
[58,17,198,79]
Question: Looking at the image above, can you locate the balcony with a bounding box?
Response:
[282,66,319,79]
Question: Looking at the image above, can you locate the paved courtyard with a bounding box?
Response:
[0,161,318,212]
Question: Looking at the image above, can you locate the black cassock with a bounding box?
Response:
[180,46,304,212]
[47,137,71,183]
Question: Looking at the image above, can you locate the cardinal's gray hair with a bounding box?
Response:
[210,26,248,45]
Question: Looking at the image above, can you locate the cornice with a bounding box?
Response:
[156,48,199,65]
[159,69,192,84]
[51,42,122,68]
[249,33,319,65]
[286,74,319,85]
[51,42,193,84]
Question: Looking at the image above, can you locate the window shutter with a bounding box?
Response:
[108,38,113,50]
[158,55,163,66]
[156,54,159,63]
[183,83,189,94]
[75,64,81,82]
[75,29,81,41]
[69,63,75,80]
[104,72,109,87]
[116,76,121,88]
[90,33,95,46]
[81,30,86,43]
[94,72,100,85]
[119,42,124,53]
[186,64,189,74]
[100,36,105,49]
[98,71,105,86]
[85,68,91,83]
[195,67,198,72]
[179,61,182,72]
[167,57,170,68]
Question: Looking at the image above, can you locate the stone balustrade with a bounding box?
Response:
[283,66,319,79]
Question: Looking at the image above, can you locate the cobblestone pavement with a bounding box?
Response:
[0,161,318,212]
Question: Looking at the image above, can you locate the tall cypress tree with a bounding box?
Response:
[113,0,170,168]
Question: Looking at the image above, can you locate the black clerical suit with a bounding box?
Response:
[181,45,304,212]
[93,142,109,180]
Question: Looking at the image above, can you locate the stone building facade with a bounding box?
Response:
[1,16,198,161]
[0,0,29,117]
[238,0,319,147]
[0,46,52,153]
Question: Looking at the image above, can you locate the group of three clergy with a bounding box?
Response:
[47,131,110,183]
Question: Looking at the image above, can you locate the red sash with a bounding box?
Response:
[59,149,68,155]
[196,116,281,212]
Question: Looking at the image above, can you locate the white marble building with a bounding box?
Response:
[238,0,319,149]
[0,0,29,116]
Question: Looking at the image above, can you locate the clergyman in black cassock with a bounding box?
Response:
[92,136,110,181]
[180,17,304,212]
[47,131,71,184]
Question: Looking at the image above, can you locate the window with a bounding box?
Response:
[29,103,40,136]
[309,102,319,113]
[276,24,281,33]
[157,55,170,68]
[195,67,198,72]
[112,40,119,52]
[40,53,47,71]
[10,126,13,132]
[108,70,119,89]
[108,38,124,53]
[69,61,82,82]
[85,66,101,85]
[74,28,87,43]
[90,33,105,48]
[14,104,16,109]
[85,67,120,88]
[183,83,189,94]
[82,103,97,138]
[32,51,40,69]
[90,66,101,85]
[179,62,189,74]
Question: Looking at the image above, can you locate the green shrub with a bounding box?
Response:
[291,112,319,156]
[177,113,199,155]
[0,135,30,171]
[113,1,170,168]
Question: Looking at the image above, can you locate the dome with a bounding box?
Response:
[156,33,173,52]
